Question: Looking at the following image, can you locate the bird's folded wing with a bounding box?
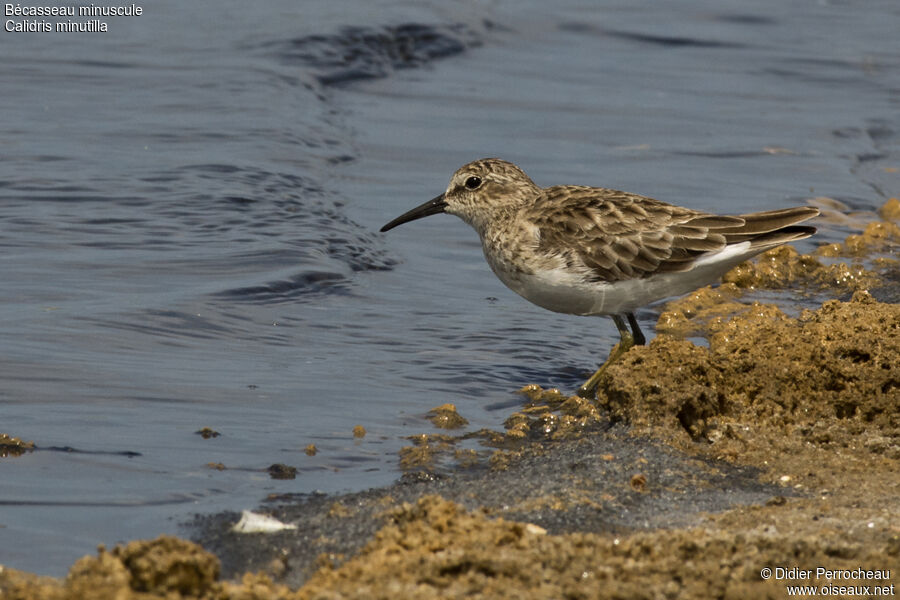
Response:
[532,186,816,282]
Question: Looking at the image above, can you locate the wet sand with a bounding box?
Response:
[2,200,898,598]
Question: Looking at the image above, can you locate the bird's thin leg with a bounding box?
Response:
[577,314,635,398]
[627,312,645,346]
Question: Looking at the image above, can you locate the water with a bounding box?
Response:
[2,0,898,576]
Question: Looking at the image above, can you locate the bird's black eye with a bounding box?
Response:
[464,176,482,190]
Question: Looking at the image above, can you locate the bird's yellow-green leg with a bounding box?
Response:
[577,314,636,398]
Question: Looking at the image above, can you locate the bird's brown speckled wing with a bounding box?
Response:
[530,186,817,283]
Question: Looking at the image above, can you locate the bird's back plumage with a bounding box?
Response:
[524,187,817,285]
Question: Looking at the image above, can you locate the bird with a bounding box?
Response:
[380,158,818,396]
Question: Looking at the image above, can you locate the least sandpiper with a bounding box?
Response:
[381,158,818,396]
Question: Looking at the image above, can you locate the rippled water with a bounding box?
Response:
[2,0,898,575]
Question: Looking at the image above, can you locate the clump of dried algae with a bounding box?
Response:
[0,434,34,458]
[1,536,222,600]
[602,291,899,462]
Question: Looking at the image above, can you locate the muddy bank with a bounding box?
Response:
[608,291,899,457]
[5,490,894,600]
[3,203,898,598]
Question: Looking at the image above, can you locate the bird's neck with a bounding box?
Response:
[457,205,517,240]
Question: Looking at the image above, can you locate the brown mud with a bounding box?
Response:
[2,200,898,599]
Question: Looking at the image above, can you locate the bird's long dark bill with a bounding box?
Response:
[380,194,447,232]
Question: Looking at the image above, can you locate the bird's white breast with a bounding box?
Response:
[483,241,756,316]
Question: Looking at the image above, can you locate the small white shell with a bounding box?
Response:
[231,510,297,533]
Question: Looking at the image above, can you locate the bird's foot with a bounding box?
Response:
[575,332,636,398]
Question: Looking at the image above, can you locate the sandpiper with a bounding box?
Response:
[381,158,818,396]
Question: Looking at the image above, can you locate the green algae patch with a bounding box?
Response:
[723,244,881,291]
[655,283,749,338]
[0,434,35,458]
[398,433,455,471]
[194,427,220,439]
[396,389,608,475]
[815,219,900,259]
[268,463,298,480]
[513,385,605,440]
[426,403,469,429]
